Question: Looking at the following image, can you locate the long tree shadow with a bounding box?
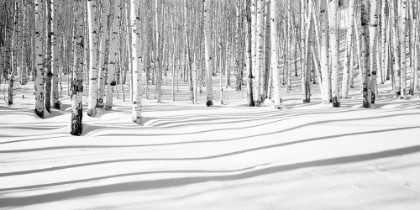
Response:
[1,144,419,207]
[1,126,419,178]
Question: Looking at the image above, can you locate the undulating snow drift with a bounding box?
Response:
[1,78,420,210]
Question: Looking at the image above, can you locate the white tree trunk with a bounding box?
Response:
[52,0,61,109]
[204,0,213,106]
[270,0,281,109]
[369,0,379,103]
[131,0,142,124]
[105,0,121,110]
[97,0,110,108]
[320,0,330,104]
[399,0,407,99]
[34,0,45,118]
[341,0,355,99]
[87,0,99,117]
[329,0,340,107]
[70,0,84,136]
[256,0,264,102]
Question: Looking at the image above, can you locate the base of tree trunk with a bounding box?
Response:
[70,113,83,136]
[408,88,414,95]
[87,108,97,117]
[132,117,142,124]
[105,105,113,111]
[206,100,213,107]
[53,101,61,110]
[35,109,44,119]
[96,99,104,108]
[274,104,283,109]
[332,97,340,107]
[302,99,310,103]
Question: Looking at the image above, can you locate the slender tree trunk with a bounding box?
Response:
[320,0,330,104]
[51,0,61,109]
[370,0,379,103]
[131,0,142,124]
[34,0,45,118]
[361,0,371,108]
[97,0,110,108]
[71,0,84,136]
[270,0,281,109]
[341,0,355,99]
[204,0,213,106]
[302,0,313,103]
[87,0,98,117]
[329,0,340,107]
[44,0,52,112]
[105,0,121,110]
[255,0,264,102]
[399,0,407,99]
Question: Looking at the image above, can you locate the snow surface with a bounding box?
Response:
[1,77,420,210]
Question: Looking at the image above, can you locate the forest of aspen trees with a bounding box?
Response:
[0,0,419,134]
[2,1,420,209]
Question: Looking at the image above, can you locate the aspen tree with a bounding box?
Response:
[342,0,355,99]
[171,15,176,101]
[320,0,330,104]
[270,0,281,109]
[71,0,84,136]
[34,0,45,118]
[97,0,110,108]
[44,0,52,112]
[329,0,340,107]
[204,0,213,106]
[235,0,243,91]
[156,0,163,102]
[255,0,264,102]
[302,0,313,103]
[380,0,387,84]
[390,0,401,96]
[20,1,27,86]
[361,0,371,108]
[8,0,17,106]
[370,0,379,103]
[131,0,142,124]
[87,0,98,117]
[400,0,407,99]
[105,0,120,110]
[51,0,61,109]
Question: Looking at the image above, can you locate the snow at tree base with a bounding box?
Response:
[1,0,420,209]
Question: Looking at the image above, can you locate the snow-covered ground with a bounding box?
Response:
[1,75,420,209]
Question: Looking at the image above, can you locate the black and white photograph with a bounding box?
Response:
[1,0,420,209]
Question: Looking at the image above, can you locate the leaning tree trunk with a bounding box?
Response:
[329,0,340,107]
[70,0,84,136]
[87,0,99,117]
[34,0,45,118]
[361,0,371,108]
[204,0,213,106]
[131,0,142,124]
[270,0,281,109]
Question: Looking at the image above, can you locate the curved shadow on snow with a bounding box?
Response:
[1,126,419,178]
[1,144,420,207]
